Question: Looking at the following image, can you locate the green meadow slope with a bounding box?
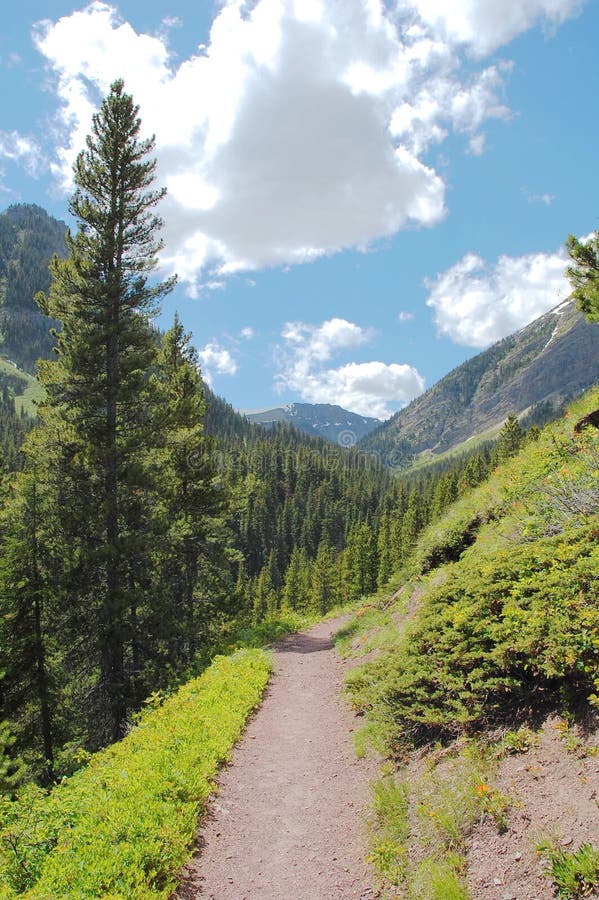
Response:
[339,384,599,898]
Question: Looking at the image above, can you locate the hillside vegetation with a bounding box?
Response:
[338,385,599,898]
[0,648,272,898]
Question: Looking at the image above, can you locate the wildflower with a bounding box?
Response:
[475,783,489,796]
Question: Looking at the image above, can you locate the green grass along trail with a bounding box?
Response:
[177,616,380,900]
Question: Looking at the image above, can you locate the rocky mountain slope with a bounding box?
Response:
[360,299,599,467]
[241,402,382,445]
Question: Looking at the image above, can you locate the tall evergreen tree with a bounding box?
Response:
[309,541,338,615]
[282,546,310,612]
[0,470,55,781]
[152,315,230,672]
[34,80,174,742]
[343,523,377,602]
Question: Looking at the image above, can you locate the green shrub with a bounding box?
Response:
[0,650,271,898]
[499,726,539,755]
[347,524,599,750]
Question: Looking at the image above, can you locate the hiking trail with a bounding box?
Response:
[177,616,379,899]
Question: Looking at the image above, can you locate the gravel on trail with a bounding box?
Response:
[176,616,380,900]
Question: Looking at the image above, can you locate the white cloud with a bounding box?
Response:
[287,361,425,419]
[32,0,582,287]
[523,189,556,205]
[240,326,255,340]
[276,317,424,417]
[0,131,42,176]
[398,310,415,322]
[425,246,571,347]
[389,61,511,156]
[281,317,371,363]
[468,133,486,155]
[407,0,585,56]
[197,341,238,383]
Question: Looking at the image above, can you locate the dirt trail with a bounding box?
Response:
[177,617,380,900]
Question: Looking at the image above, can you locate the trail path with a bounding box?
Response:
[177,617,379,899]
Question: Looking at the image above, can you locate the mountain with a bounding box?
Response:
[359,299,599,468]
[241,402,382,445]
[0,203,67,372]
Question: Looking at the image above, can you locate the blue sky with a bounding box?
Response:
[0,0,597,418]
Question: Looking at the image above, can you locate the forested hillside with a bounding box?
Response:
[0,205,66,372]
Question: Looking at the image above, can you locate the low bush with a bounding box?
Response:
[347,523,599,750]
[0,649,271,898]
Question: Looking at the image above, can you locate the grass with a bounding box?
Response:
[335,600,404,661]
[367,741,510,899]
[0,650,272,898]
[497,726,540,756]
[0,359,43,417]
[536,841,599,898]
[406,422,502,474]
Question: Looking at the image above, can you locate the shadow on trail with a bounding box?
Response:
[277,633,334,654]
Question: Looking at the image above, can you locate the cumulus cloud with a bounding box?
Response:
[281,317,372,363]
[398,310,415,322]
[390,60,511,156]
[407,0,585,56]
[197,341,238,383]
[276,317,424,418]
[31,0,583,286]
[0,131,42,176]
[240,326,255,340]
[425,246,571,347]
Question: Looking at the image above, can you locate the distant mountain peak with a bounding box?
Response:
[241,402,382,444]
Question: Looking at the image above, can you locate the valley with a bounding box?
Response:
[0,55,598,900]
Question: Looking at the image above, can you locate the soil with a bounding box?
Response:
[467,716,599,899]
[176,617,380,900]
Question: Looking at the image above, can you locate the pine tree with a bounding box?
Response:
[566,230,599,323]
[400,489,422,558]
[152,315,229,671]
[343,523,377,602]
[34,80,175,742]
[282,546,310,611]
[0,471,55,781]
[309,541,338,615]
[377,511,393,588]
[496,414,523,463]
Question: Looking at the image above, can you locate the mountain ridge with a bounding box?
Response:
[359,298,599,467]
[241,401,382,445]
